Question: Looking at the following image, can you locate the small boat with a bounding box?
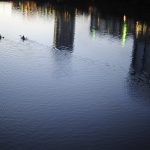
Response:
[0,35,4,40]
[20,35,27,41]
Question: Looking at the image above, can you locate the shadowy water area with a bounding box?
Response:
[0,0,150,149]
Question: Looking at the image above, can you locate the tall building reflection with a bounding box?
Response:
[12,1,55,17]
[90,8,122,37]
[130,22,150,81]
[12,1,76,51]
[89,7,135,46]
[53,8,75,51]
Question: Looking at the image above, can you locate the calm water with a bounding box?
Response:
[0,1,150,149]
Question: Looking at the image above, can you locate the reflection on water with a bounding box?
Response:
[12,1,55,17]
[127,22,150,105]
[1,1,150,150]
[54,8,75,51]
[130,22,150,83]
[0,0,147,50]
[0,0,140,47]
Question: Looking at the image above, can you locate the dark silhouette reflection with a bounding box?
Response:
[127,25,150,105]
[10,0,150,49]
[12,1,77,51]
[89,7,135,44]
[12,1,55,17]
[53,8,75,51]
[130,22,150,83]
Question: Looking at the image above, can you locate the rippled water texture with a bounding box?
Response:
[0,1,150,149]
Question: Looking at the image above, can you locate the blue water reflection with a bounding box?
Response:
[0,1,150,149]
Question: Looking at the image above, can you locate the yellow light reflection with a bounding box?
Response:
[122,22,127,47]
[136,21,142,38]
[123,15,126,22]
[91,28,96,39]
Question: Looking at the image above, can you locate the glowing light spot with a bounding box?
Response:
[122,22,127,47]
[136,21,142,38]
[123,15,126,22]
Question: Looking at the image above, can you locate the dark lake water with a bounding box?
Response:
[0,1,150,149]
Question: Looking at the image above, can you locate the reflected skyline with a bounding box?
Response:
[1,1,150,150]
[12,1,55,17]
[53,8,75,51]
[0,0,149,50]
[130,23,150,82]
[89,7,135,45]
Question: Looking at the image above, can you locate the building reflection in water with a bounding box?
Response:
[53,8,75,51]
[89,7,135,47]
[127,22,150,103]
[51,7,76,77]
[90,8,122,37]
[12,1,76,51]
[12,1,55,18]
[11,1,138,49]
[10,0,150,55]
[130,22,150,83]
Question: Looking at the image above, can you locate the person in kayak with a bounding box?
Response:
[0,35,4,40]
[20,35,27,41]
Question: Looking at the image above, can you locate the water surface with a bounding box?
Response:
[0,1,150,149]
